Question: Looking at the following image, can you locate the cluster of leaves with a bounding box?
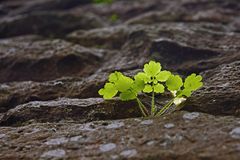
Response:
[99,61,203,117]
[93,0,113,4]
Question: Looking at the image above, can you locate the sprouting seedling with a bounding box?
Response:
[98,61,203,117]
[134,61,171,115]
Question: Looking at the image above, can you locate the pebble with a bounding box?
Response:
[105,121,124,129]
[146,140,155,146]
[45,137,68,145]
[70,135,83,142]
[0,84,10,89]
[99,143,116,152]
[230,127,240,139]
[120,149,137,158]
[164,123,175,129]
[183,112,200,120]
[140,120,153,125]
[0,134,6,139]
[111,155,119,159]
[41,149,66,159]
[79,123,96,131]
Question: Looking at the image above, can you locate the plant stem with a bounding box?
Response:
[139,99,149,115]
[156,99,174,116]
[151,92,155,115]
[136,98,148,117]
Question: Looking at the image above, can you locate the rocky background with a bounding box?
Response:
[0,0,240,159]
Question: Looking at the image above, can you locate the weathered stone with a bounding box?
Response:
[70,0,162,22]
[0,12,104,38]
[0,0,239,159]
[0,98,140,126]
[0,74,106,112]
[67,25,134,49]
[0,0,93,18]
[99,143,117,153]
[40,149,66,159]
[68,23,240,74]
[0,37,105,82]
[0,112,239,160]
[186,61,240,116]
[125,8,238,27]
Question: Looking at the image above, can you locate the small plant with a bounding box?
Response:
[93,0,113,4]
[110,14,119,23]
[98,61,203,117]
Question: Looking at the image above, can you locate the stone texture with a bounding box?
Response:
[0,0,240,159]
[0,74,107,112]
[0,98,139,126]
[0,111,239,160]
[0,37,106,82]
[68,22,240,74]
[0,12,104,38]
[186,61,240,116]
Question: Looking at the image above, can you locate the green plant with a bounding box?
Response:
[93,0,113,4]
[98,61,203,117]
[110,14,119,23]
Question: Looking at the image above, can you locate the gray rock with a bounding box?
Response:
[0,98,140,126]
[0,112,239,160]
[140,120,153,125]
[183,112,200,120]
[0,0,240,159]
[230,127,240,139]
[164,123,175,129]
[120,149,137,158]
[99,143,116,152]
[0,12,104,38]
[40,149,66,159]
[0,37,104,83]
[187,61,240,116]
[45,137,68,145]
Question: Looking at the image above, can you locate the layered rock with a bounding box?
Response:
[0,112,239,160]
[0,0,239,159]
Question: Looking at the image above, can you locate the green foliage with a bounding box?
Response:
[166,75,183,91]
[98,71,142,101]
[110,14,119,22]
[98,83,117,99]
[98,61,203,117]
[93,0,113,4]
[135,61,171,94]
[184,73,203,92]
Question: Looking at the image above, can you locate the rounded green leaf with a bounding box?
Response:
[184,73,203,91]
[156,71,171,82]
[143,61,161,77]
[131,78,145,93]
[98,83,118,99]
[166,75,183,91]
[178,89,192,97]
[115,75,134,92]
[109,71,122,83]
[153,83,164,93]
[120,91,137,101]
[143,84,153,93]
[134,72,150,83]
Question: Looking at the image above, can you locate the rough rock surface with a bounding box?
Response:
[0,36,107,82]
[0,0,240,159]
[0,112,240,160]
